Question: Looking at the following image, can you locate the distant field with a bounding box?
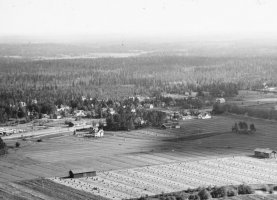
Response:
[0,179,108,200]
[228,90,277,108]
[51,156,277,200]
[245,103,277,110]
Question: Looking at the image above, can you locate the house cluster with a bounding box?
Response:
[0,128,25,136]
[259,83,277,93]
[168,109,212,121]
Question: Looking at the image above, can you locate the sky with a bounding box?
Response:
[0,0,277,41]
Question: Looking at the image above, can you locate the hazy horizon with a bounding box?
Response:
[1,0,277,44]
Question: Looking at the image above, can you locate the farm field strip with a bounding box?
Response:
[51,156,277,200]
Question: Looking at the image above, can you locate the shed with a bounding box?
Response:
[69,169,96,178]
[254,148,276,158]
[216,98,226,104]
[161,122,180,129]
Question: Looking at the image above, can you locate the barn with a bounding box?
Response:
[161,122,180,129]
[69,169,96,178]
[254,148,276,158]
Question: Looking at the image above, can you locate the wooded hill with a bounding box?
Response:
[0,55,277,122]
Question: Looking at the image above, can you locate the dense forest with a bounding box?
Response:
[0,54,277,122]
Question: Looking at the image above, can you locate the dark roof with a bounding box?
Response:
[69,168,95,174]
[254,148,275,154]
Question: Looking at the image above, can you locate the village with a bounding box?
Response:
[0,92,225,139]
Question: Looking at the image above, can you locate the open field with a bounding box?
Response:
[228,90,277,107]
[1,114,277,183]
[1,114,277,199]
[50,156,277,200]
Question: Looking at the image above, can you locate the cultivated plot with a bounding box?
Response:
[51,156,277,200]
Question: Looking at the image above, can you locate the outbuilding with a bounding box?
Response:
[69,169,96,178]
[161,122,180,129]
[216,98,226,104]
[254,148,276,158]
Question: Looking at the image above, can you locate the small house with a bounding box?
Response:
[53,114,62,119]
[198,112,211,119]
[69,169,96,178]
[144,103,154,109]
[74,110,86,117]
[19,101,26,107]
[31,99,38,104]
[108,108,116,115]
[216,98,226,104]
[182,115,193,120]
[254,148,276,158]
[42,114,50,119]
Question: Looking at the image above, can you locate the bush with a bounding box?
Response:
[250,123,256,132]
[15,142,20,148]
[176,195,188,200]
[188,194,200,200]
[237,184,254,195]
[165,196,176,200]
[0,137,7,155]
[210,186,227,198]
[261,184,273,193]
[198,189,211,200]
[227,187,238,197]
[37,139,42,142]
[186,188,194,193]
[65,120,74,127]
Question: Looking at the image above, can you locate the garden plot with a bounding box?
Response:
[51,156,277,200]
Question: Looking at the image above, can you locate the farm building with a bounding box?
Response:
[144,103,154,109]
[69,169,96,178]
[254,148,276,158]
[198,112,211,119]
[161,122,180,129]
[74,110,86,117]
[216,98,226,104]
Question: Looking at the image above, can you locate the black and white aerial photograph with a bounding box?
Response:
[1,0,277,199]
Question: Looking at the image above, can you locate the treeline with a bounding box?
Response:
[1,56,276,95]
[106,109,167,131]
[135,184,256,200]
[0,137,7,155]
[213,103,277,120]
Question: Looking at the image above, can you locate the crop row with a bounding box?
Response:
[51,156,277,200]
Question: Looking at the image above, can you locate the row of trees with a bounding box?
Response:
[139,184,255,200]
[213,103,277,120]
[106,108,167,131]
[0,137,7,155]
[232,121,256,134]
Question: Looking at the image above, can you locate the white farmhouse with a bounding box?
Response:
[216,98,226,104]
